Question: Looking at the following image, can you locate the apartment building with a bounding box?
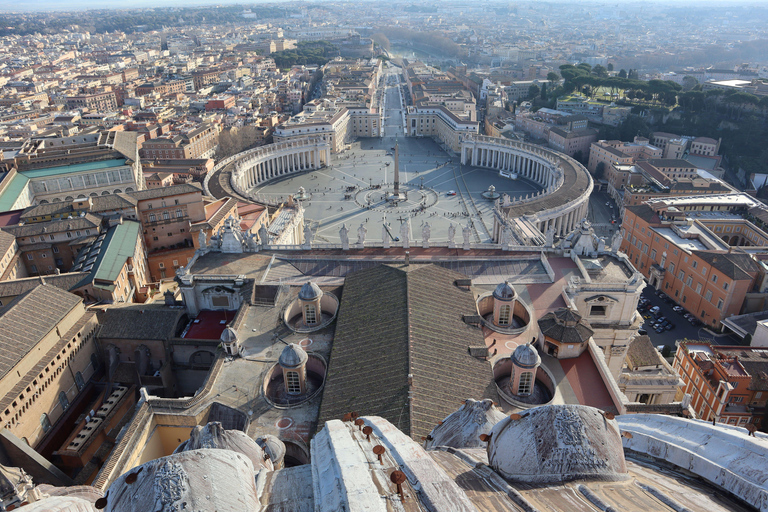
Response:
[587,139,663,173]
[621,202,760,330]
[139,124,219,160]
[64,91,118,112]
[674,342,755,426]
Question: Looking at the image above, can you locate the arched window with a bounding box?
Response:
[163,211,170,220]
[286,371,301,394]
[498,304,511,325]
[304,304,317,325]
[517,371,533,396]
[75,371,85,391]
[40,413,51,433]
[59,391,69,411]
[176,209,183,218]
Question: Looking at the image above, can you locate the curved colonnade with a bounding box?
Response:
[461,135,593,238]
[229,138,332,198]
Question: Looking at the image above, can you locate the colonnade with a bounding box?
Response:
[462,143,558,189]
[230,139,331,197]
[461,135,592,240]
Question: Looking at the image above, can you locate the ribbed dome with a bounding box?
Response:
[298,281,323,301]
[279,343,308,368]
[493,280,516,301]
[488,404,627,484]
[220,326,238,343]
[512,343,541,368]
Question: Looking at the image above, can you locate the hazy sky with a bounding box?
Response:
[0,0,763,13]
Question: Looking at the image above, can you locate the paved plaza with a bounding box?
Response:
[250,68,543,244]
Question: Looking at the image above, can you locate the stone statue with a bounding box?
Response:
[340,223,349,250]
[422,222,431,249]
[545,226,555,247]
[462,224,471,250]
[247,232,259,251]
[357,223,367,246]
[198,229,208,249]
[597,237,606,253]
[448,223,456,248]
[382,220,390,249]
[303,223,313,249]
[400,220,410,249]
[611,230,623,253]
[258,225,270,249]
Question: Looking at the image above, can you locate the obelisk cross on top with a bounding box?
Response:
[394,134,400,197]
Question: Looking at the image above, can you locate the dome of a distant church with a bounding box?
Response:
[220,326,239,356]
[487,404,627,484]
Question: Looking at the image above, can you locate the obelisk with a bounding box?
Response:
[393,136,400,198]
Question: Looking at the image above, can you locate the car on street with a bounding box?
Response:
[673,306,684,313]
[606,202,610,206]
[447,190,457,196]
[638,328,648,335]
[650,306,660,314]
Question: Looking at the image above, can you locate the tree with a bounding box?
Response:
[527,84,540,100]
[371,32,391,51]
[540,82,547,100]
[682,75,698,92]
[547,71,560,82]
[573,150,584,163]
[628,69,639,80]
[607,63,614,72]
[618,69,628,79]
[595,161,606,180]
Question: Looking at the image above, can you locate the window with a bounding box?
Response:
[678,270,685,280]
[53,246,59,253]
[305,304,317,325]
[590,305,607,316]
[176,209,183,218]
[286,371,301,394]
[158,262,165,268]
[692,260,698,269]
[518,371,533,395]
[27,254,33,260]
[686,276,693,286]
[696,283,702,294]
[163,211,170,220]
[705,290,713,301]
[149,213,156,222]
[712,275,718,283]
[717,299,723,309]
[40,413,51,433]
[668,262,675,273]
[651,249,657,260]
[724,282,729,291]
[59,391,69,411]
[498,304,511,325]
[75,371,85,391]
[702,267,707,276]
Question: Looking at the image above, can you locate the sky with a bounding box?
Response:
[0,0,763,13]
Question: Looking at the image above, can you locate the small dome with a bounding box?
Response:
[220,326,238,343]
[512,343,541,368]
[255,435,286,468]
[424,399,507,450]
[493,280,516,301]
[279,343,308,369]
[488,404,627,484]
[298,281,323,301]
[174,422,272,471]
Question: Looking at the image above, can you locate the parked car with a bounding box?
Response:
[672,306,684,313]
[655,326,665,333]
[638,328,648,335]
[665,323,675,331]
[650,306,661,314]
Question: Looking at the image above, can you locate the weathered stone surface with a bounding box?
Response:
[488,404,627,483]
[104,449,259,512]
[424,398,507,450]
[174,422,272,471]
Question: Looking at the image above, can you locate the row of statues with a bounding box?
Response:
[339,220,473,250]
